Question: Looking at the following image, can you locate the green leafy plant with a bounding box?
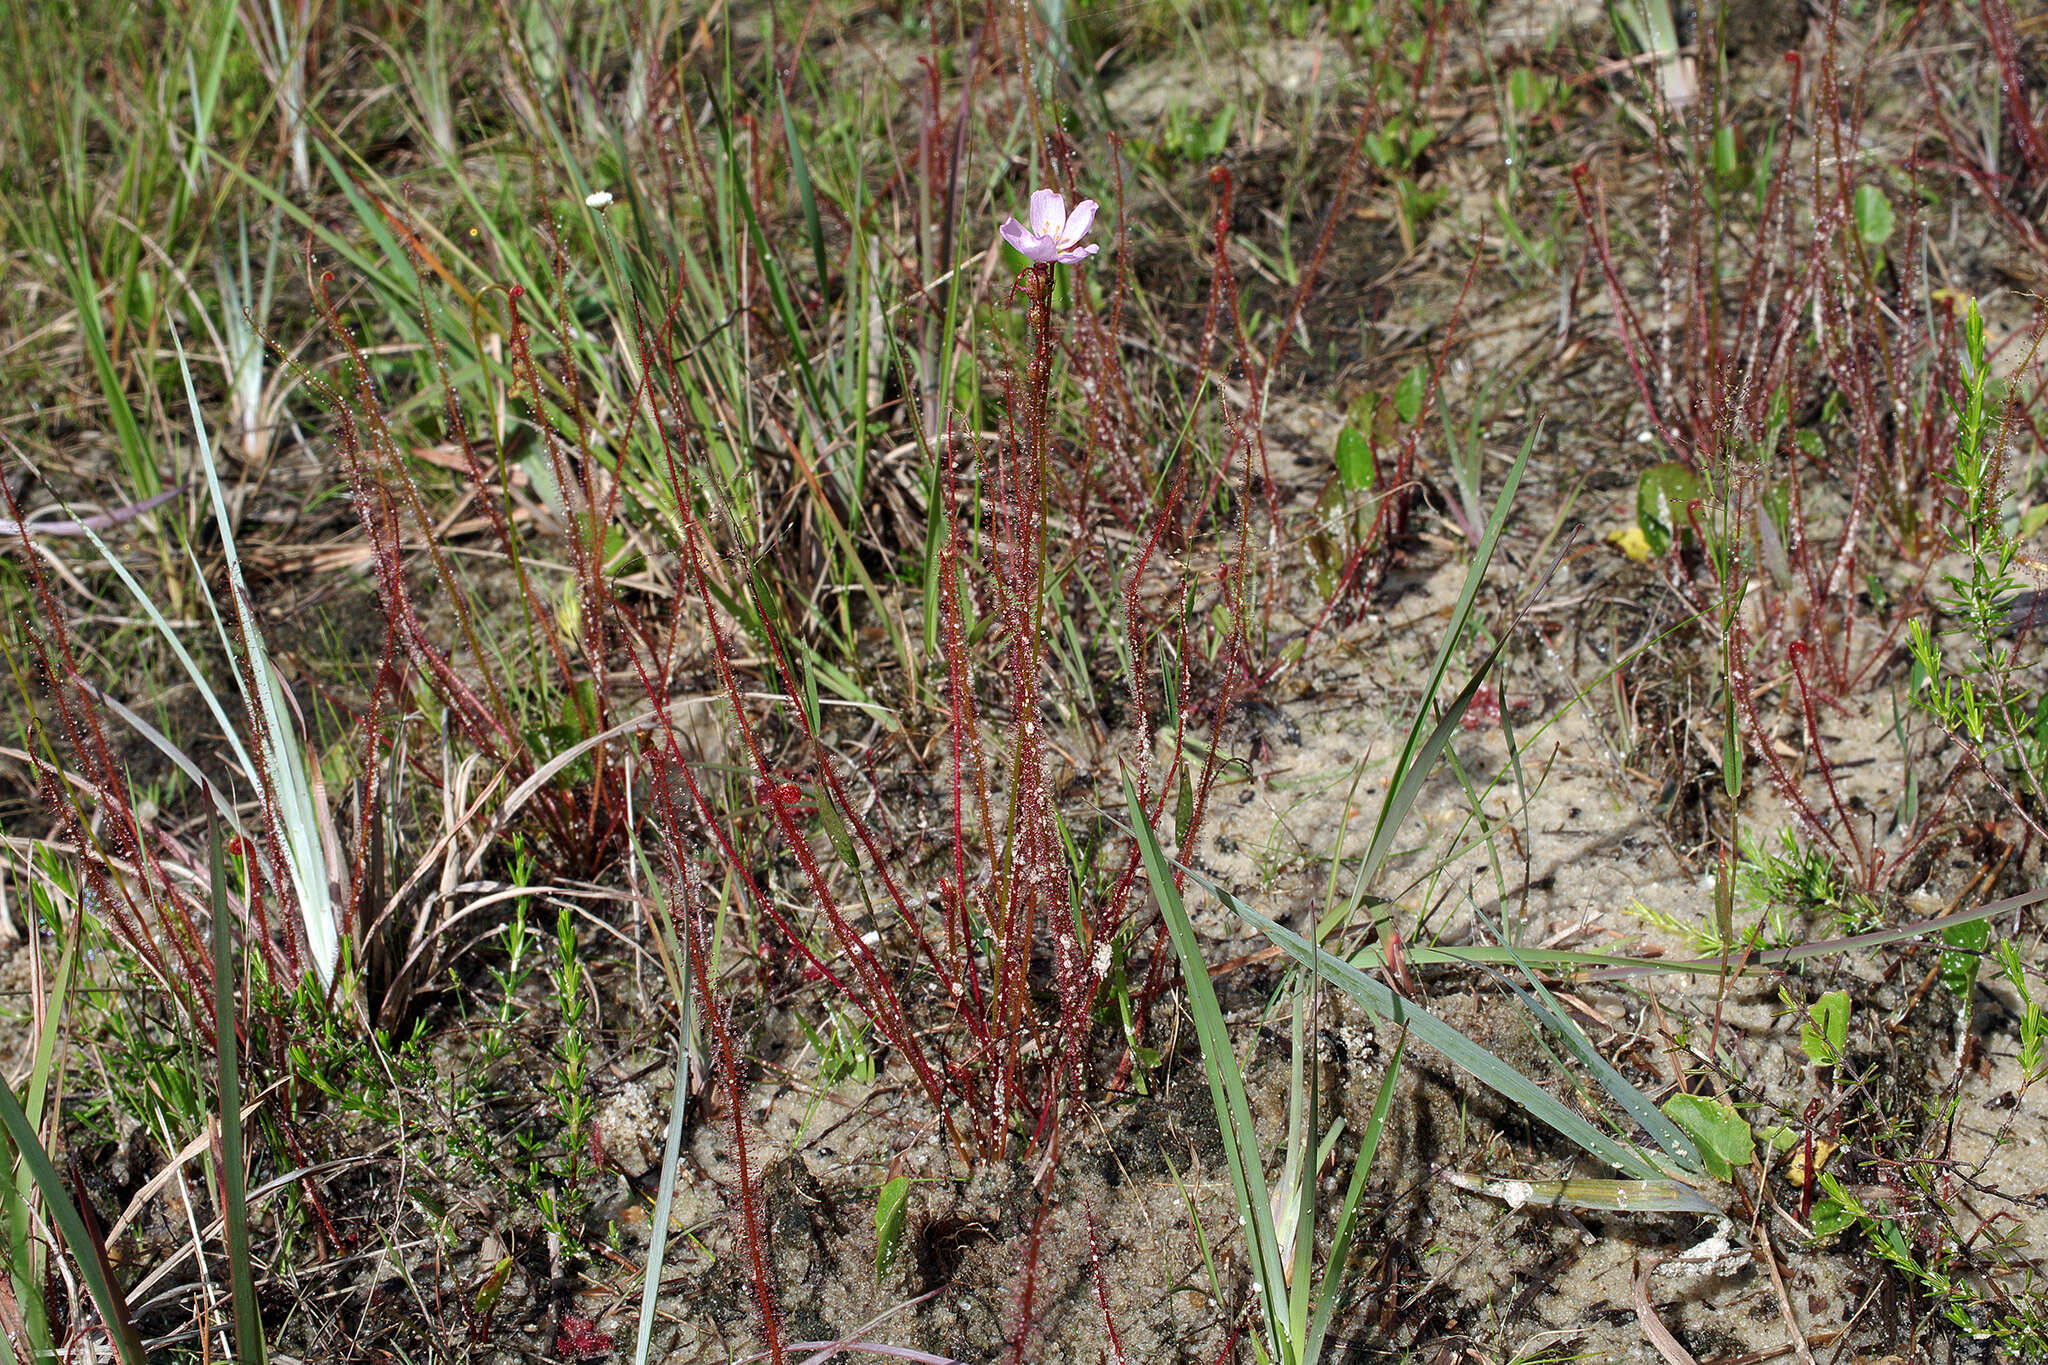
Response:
[537,903,595,1241]
[1134,424,1737,1351]
[1135,783,1407,1365]
[1996,942,2047,1089]
[1909,299,2048,812]
[1814,1172,2048,1354]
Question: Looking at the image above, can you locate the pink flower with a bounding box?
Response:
[999,188,1100,265]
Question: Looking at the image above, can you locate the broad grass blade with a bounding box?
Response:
[0,1079,146,1363]
[1124,771,1290,1361]
[1192,866,1673,1182]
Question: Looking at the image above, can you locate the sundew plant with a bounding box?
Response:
[3,1,2048,1362]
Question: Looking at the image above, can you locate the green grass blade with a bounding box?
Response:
[0,1079,146,1363]
[1126,772,1290,1363]
[53,496,260,801]
[1,862,81,1358]
[174,328,339,986]
[79,680,254,844]
[1329,940,1715,976]
[1445,1172,1723,1214]
[1348,422,1540,914]
[634,1034,692,1365]
[777,82,830,295]
[1485,960,1701,1174]
[1285,990,1316,1355]
[1186,863,1672,1182]
[1577,883,2048,982]
[1305,1033,1404,1361]
[210,815,266,1364]
[716,108,826,426]
[53,219,158,499]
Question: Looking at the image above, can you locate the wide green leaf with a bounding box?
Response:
[1661,1094,1753,1181]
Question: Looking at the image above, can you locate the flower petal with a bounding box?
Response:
[1002,217,1058,263]
[1029,188,1066,240]
[1056,242,1100,264]
[1057,199,1098,249]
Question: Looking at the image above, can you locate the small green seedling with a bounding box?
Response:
[1996,943,2047,1087]
[1363,121,1434,172]
[1507,66,1562,119]
[799,1004,878,1088]
[1851,184,1896,248]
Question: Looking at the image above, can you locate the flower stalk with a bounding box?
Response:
[984,190,1093,1153]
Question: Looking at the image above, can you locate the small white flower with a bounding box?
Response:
[585,190,615,209]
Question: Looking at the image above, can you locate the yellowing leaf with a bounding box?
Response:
[1781,1138,1837,1185]
[1608,524,1653,563]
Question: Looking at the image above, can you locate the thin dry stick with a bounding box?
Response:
[1755,1227,1819,1365]
[1632,1257,1700,1365]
